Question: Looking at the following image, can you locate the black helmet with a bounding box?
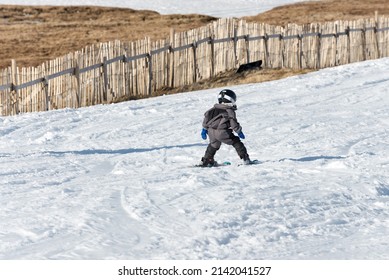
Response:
[218,89,236,104]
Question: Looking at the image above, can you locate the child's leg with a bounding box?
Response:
[232,137,250,160]
[220,131,250,161]
[201,134,221,165]
[203,144,218,161]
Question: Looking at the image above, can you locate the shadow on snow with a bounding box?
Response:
[279,155,347,162]
[45,143,208,156]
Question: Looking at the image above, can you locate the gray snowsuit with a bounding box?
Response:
[202,103,249,162]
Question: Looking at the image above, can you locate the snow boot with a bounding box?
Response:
[200,157,216,167]
[201,145,218,167]
[242,154,251,165]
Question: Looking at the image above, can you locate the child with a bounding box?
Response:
[200,89,251,166]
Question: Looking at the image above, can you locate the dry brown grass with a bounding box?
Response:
[1,0,388,93]
[155,68,313,96]
[0,5,216,69]
[244,0,389,26]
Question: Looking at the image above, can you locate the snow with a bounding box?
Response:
[1,57,389,260]
[0,0,314,18]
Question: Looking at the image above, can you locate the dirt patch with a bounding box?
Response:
[1,0,388,93]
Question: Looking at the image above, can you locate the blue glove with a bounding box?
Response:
[238,131,245,139]
[201,128,208,140]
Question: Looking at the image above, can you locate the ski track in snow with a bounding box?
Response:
[1,58,389,259]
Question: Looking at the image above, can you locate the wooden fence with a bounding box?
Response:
[1,16,389,116]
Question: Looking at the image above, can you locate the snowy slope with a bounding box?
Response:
[0,0,314,17]
[1,58,389,260]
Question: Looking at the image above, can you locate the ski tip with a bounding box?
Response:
[238,159,261,166]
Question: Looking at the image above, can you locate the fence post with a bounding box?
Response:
[279,33,284,68]
[147,53,153,96]
[169,28,175,88]
[375,11,381,58]
[264,34,269,68]
[233,22,238,66]
[43,77,50,111]
[245,35,250,64]
[316,29,321,69]
[298,34,302,69]
[103,56,109,101]
[346,26,351,64]
[192,41,198,82]
[361,23,367,61]
[146,38,153,96]
[74,60,81,108]
[209,34,215,77]
[11,59,19,115]
[334,24,338,66]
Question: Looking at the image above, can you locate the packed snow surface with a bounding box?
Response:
[0,0,314,17]
[1,58,389,259]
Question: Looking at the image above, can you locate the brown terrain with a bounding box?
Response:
[246,0,389,26]
[0,0,388,91]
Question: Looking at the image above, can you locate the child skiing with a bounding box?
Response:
[200,89,251,167]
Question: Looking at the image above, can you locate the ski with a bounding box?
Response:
[238,159,261,166]
[194,160,261,168]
